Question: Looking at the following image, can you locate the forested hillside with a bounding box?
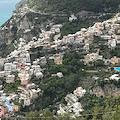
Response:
[1,0,120,119]
[28,0,120,13]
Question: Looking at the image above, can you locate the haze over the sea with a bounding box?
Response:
[0,0,21,26]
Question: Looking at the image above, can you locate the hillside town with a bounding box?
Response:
[1,3,120,117]
[57,87,86,116]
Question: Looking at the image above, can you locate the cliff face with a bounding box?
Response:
[15,0,28,12]
[0,3,53,57]
[90,84,120,97]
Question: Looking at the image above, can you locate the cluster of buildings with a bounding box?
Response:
[0,82,42,117]
[0,16,68,117]
[0,14,68,118]
[1,3,120,117]
[48,53,64,65]
[18,84,42,105]
[84,49,103,64]
[57,87,86,116]
[110,56,120,65]
[0,91,19,117]
[0,37,46,117]
[90,13,120,48]
[109,74,120,81]
[59,13,120,64]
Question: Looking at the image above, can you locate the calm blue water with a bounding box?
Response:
[0,0,21,26]
[115,68,120,71]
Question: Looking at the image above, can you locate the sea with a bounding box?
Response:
[0,0,21,26]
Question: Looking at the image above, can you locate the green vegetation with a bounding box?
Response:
[21,98,120,120]
[3,80,21,94]
[110,47,120,58]
[0,43,15,58]
[91,44,120,59]
[24,50,114,112]
[28,0,120,14]
[26,0,117,37]
[60,19,94,37]
[16,0,28,12]
[2,0,120,118]
[92,35,106,44]
[2,72,21,93]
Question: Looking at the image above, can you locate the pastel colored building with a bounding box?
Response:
[115,35,120,44]
[26,83,36,90]
[6,74,15,83]
[54,54,63,65]
[18,73,30,85]
[111,56,120,64]
[13,105,19,112]
[0,71,4,78]
[24,99,31,106]
[5,102,13,112]
[0,106,7,117]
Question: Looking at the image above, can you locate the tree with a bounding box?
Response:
[94,60,104,66]
[43,109,54,120]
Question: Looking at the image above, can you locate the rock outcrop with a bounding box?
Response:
[90,84,120,97]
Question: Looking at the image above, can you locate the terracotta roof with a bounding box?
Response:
[18,86,25,89]
[25,99,30,102]
[13,105,19,108]
[0,106,6,111]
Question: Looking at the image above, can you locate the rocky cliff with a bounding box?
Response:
[90,84,120,97]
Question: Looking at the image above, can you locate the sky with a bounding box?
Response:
[0,0,21,26]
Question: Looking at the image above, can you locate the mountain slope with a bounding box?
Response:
[1,0,118,58]
[1,0,120,118]
[28,0,120,13]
